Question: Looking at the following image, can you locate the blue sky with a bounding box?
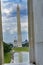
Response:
[1,0,28,43]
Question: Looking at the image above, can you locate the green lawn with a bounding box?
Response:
[13,47,29,52]
[4,52,11,63]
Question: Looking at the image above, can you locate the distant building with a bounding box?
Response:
[13,40,18,47]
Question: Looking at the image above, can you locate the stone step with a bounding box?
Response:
[4,63,35,65]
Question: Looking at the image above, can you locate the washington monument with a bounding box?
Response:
[17,4,22,47]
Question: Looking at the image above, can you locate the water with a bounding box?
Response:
[14,52,29,63]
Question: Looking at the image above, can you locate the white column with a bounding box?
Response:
[28,0,43,65]
[17,5,22,47]
[32,0,43,65]
[0,1,4,65]
[28,0,36,64]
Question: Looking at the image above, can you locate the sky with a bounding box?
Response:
[1,0,28,43]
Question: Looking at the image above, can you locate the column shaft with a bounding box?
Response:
[0,1,4,65]
[28,0,36,64]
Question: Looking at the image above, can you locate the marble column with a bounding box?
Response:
[28,0,43,65]
[0,1,4,65]
[32,0,43,65]
[17,5,22,47]
[28,0,36,64]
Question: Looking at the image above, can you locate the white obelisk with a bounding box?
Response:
[17,4,22,47]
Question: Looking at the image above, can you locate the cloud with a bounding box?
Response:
[2,24,17,34]
[1,2,17,17]
[3,8,11,15]
[21,16,28,22]
[2,16,17,23]
[21,15,28,32]
[21,22,28,32]
[1,0,28,18]
[9,27,17,34]
[2,16,17,33]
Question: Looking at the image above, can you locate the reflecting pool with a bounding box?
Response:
[14,52,29,63]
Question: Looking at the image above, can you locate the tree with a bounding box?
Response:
[3,42,12,53]
[22,40,29,47]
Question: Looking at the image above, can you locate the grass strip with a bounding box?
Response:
[4,52,11,63]
[13,47,29,52]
